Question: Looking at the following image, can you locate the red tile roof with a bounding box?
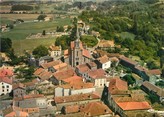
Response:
[81,101,112,116]
[14,94,44,101]
[54,93,100,104]
[86,62,97,68]
[64,101,113,115]
[62,75,83,83]
[13,83,25,90]
[5,110,29,117]
[60,82,94,90]
[13,106,39,114]
[117,101,151,111]
[88,69,106,79]
[97,55,110,64]
[41,60,62,69]
[148,69,161,75]
[60,76,94,89]
[33,68,45,76]
[38,71,52,80]
[0,77,12,84]
[119,55,137,66]
[53,68,76,80]
[77,64,90,73]
[0,67,13,77]
[65,105,79,114]
[49,45,61,51]
[83,49,91,58]
[108,78,128,94]
[53,63,68,71]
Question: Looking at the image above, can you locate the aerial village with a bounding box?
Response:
[0,0,164,117]
[1,21,164,117]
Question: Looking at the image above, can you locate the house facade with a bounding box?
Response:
[95,55,112,70]
[13,83,26,98]
[14,94,47,109]
[49,44,62,57]
[0,68,13,95]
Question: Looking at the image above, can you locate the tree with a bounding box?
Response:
[42,30,46,36]
[37,14,47,21]
[0,37,12,52]
[32,45,48,58]
[56,26,64,32]
[122,74,135,86]
[148,93,159,104]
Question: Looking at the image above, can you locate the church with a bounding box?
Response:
[63,28,91,67]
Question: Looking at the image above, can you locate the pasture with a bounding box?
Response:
[1,17,71,40]
[13,38,56,55]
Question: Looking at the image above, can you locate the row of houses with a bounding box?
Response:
[119,55,161,84]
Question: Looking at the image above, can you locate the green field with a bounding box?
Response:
[1,18,71,40]
[13,38,56,55]
[1,16,72,55]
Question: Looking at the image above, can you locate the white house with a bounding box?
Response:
[0,68,13,95]
[95,55,112,70]
[0,77,12,95]
[87,69,107,87]
[54,83,95,97]
[49,44,62,57]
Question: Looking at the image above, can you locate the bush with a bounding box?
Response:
[37,14,47,21]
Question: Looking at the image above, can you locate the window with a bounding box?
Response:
[2,86,5,88]
[7,89,9,92]
[76,62,79,66]
[7,85,9,88]
[77,51,78,56]
[2,90,4,92]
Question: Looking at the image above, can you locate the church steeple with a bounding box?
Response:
[75,26,80,48]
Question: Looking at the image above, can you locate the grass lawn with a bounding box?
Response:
[1,18,71,40]
[13,38,56,55]
[119,32,135,40]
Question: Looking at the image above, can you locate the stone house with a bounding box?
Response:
[63,101,113,116]
[54,76,95,97]
[49,63,69,73]
[75,64,90,78]
[14,94,47,109]
[40,60,61,70]
[36,56,54,67]
[13,83,26,98]
[54,93,100,111]
[50,68,76,85]
[141,81,164,103]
